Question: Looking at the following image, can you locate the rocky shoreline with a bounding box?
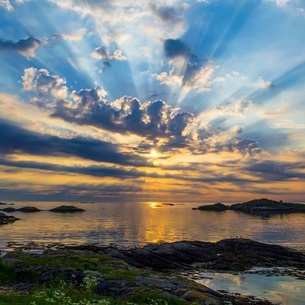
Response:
[1,238,304,305]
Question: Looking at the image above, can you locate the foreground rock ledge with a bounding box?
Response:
[3,238,294,305]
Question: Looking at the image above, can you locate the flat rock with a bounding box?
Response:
[49,205,85,213]
[117,238,305,271]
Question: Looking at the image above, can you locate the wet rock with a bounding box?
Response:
[49,205,85,213]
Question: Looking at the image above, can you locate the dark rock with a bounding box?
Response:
[230,198,305,215]
[198,202,228,211]
[18,206,41,213]
[39,267,86,286]
[1,207,16,213]
[49,205,85,213]
[196,198,305,216]
[117,238,305,272]
[0,202,8,205]
[0,212,19,225]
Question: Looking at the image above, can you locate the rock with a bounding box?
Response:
[0,212,19,225]
[0,202,8,205]
[198,202,228,211]
[18,206,41,213]
[49,205,85,213]
[196,198,305,216]
[1,207,16,213]
[117,238,305,272]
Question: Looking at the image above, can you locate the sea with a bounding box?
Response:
[1,201,305,305]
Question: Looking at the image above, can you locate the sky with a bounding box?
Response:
[0,0,305,202]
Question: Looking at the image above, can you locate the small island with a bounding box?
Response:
[0,212,19,225]
[49,205,85,213]
[195,198,305,216]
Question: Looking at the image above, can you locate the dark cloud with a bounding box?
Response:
[0,36,42,58]
[0,181,143,201]
[0,156,145,179]
[163,38,208,84]
[150,4,182,23]
[245,161,305,181]
[0,119,150,167]
[164,39,190,58]
[23,68,194,140]
[226,137,262,154]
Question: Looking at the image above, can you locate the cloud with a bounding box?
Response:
[164,38,190,58]
[22,67,195,141]
[0,119,150,167]
[22,67,68,103]
[152,69,182,86]
[214,100,253,115]
[0,156,146,180]
[92,47,127,61]
[245,160,305,181]
[150,4,182,23]
[51,29,86,42]
[21,67,265,157]
[257,76,273,89]
[0,36,42,58]
[266,0,291,7]
[163,38,215,89]
[0,0,13,10]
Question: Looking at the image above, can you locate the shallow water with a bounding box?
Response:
[1,201,305,249]
[194,271,305,305]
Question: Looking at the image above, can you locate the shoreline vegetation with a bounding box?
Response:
[1,238,305,305]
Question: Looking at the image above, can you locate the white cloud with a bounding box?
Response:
[152,69,182,86]
[214,100,253,115]
[0,0,13,11]
[22,67,68,101]
[257,76,273,89]
[91,47,127,61]
[58,29,86,42]
[184,64,216,91]
[266,0,291,7]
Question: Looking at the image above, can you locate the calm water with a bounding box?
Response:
[194,271,305,305]
[1,201,305,249]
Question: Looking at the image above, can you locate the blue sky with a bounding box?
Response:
[0,0,305,202]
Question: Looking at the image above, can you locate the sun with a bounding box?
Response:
[150,149,158,158]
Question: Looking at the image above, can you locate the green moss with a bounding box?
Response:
[8,250,113,271]
[0,258,16,283]
[103,269,138,282]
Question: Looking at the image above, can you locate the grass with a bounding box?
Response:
[0,250,194,305]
